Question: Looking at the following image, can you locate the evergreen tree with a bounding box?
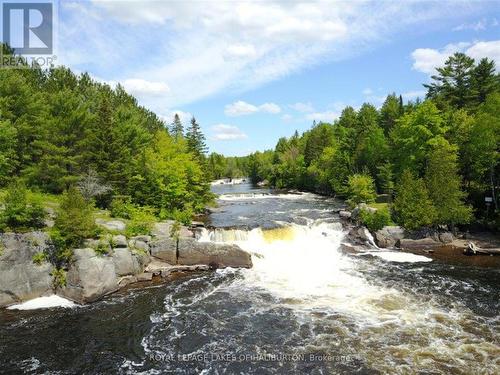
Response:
[425,143,472,227]
[170,113,184,141]
[393,170,437,230]
[53,187,96,249]
[471,58,499,105]
[424,52,475,109]
[380,94,402,135]
[186,117,208,159]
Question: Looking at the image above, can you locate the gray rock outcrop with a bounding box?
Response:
[397,238,442,250]
[0,232,53,307]
[374,226,406,248]
[59,248,119,304]
[150,236,252,268]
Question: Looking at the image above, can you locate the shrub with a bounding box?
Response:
[0,180,46,231]
[54,187,97,249]
[359,207,391,232]
[32,252,48,265]
[393,170,437,230]
[50,268,67,288]
[94,239,111,256]
[126,206,156,237]
[110,196,135,219]
[346,174,376,208]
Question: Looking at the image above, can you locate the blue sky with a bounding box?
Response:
[51,0,500,156]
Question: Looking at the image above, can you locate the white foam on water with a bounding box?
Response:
[7,295,77,310]
[218,192,315,201]
[368,251,432,263]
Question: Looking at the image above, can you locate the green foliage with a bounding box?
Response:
[425,53,499,109]
[393,170,437,230]
[186,116,208,160]
[50,268,67,288]
[359,207,391,232]
[0,180,46,231]
[125,206,156,237]
[94,240,111,256]
[346,174,376,207]
[110,196,135,219]
[0,50,211,216]
[54,187,97,250]
[425,144,473,226]
[32,252,48,265]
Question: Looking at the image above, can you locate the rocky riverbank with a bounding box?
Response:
[0,220,252,308]
[339,204,500,267]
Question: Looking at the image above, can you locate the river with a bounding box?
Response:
[0,183,499,374]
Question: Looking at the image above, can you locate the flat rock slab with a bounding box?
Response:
[95,219,126,232]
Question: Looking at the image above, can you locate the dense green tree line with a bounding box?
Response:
[207,53,499,230]
[0,44,212,218]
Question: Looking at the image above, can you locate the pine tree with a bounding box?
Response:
[380,94,402,135]
[425,144,473,227]
[186,116,207,158]
[424,52,476,109]
[170,113,184,141]
[471,58,499,105]
[393,170,437,230]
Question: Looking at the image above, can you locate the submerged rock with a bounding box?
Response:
[0,232,53,307]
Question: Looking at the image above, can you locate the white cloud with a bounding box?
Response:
[226,44,257,58]
[121,79,170,97]
[401,90,426,101]
[453,19,487,32]
[289,102,314,113]
[362,88,373,96]
[224,101,259,116]
[57,0,481,109]
[467,40,500,63]
[281,114,293,122]
[160,110,193,126]
[211,124,248,141]
[259,102,281,114]
[224,100,281,116]
[411,40,500,74]
[305,111,339,123]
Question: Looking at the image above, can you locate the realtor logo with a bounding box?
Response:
[2,2,53,54]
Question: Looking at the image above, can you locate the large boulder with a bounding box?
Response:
[152,221,193,238]
[348,226,375,246]
[112,235,128,248]
[339,210,352,220]
[397,238,442,250]
[178,239,252,268]
[59,248,119,304]
[439,232,454,244]
[150,237,177,263]
[374,226,405,248]
[150,237,252,268]
[113,248,142,276]
[0,232,53,307]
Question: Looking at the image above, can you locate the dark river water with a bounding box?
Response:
[1,183,499,374]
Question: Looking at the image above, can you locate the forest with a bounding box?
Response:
[0,43,212,225]
[207,53,500,231]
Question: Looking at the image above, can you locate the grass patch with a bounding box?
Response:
[368,202,390,210]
